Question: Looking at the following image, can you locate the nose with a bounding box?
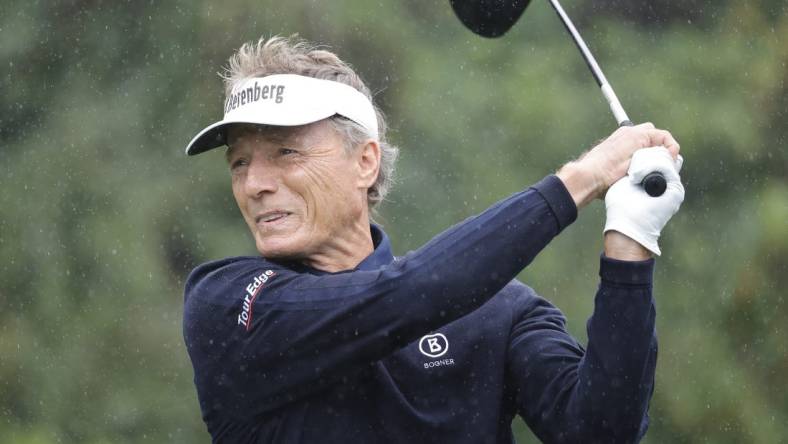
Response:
[243,153,280,198]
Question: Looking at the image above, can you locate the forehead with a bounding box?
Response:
[224,120,347,163]
[225,123,310,159]
[226,123,304,146]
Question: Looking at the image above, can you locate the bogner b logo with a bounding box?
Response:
[418,333,449,358]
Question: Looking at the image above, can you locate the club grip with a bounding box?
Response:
[619,120,666,197]
[641,172,667,197]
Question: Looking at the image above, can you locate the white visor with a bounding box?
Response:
[185,74,379,155]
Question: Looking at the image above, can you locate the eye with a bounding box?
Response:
[279,147,298,156]
[230,158,248,171]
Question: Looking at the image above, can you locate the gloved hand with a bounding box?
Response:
[603,146,685,256]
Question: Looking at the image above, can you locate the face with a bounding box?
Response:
[226,120,379,261]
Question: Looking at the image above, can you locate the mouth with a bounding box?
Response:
[255,210,292,225]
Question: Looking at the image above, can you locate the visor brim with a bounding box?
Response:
[185,114,336,156]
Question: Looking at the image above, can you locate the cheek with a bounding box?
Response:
[307,169,358,213]
[231,177,252,220]
[284,153,363,222]
[292,161,349,202]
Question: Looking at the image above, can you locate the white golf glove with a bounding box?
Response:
[604,146,685,256]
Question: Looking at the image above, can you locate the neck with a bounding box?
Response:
[301,218,375,273]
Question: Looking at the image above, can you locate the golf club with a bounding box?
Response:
[449,0,668,197]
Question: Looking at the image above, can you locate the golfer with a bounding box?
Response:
[183,36,684,443]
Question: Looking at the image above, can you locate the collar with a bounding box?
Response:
[355,224,395,271]
[272,224,395,275]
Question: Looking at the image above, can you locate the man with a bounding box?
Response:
[182,36,684,443]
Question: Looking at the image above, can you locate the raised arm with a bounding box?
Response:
[507,123,684,442]
[507,256,656,443]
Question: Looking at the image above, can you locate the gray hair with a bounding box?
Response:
[221,35,398,211]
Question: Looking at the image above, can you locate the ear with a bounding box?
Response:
[355,139,382,190]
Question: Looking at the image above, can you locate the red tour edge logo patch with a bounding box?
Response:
[237,270,275,331]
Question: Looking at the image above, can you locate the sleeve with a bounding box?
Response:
[507,255,657,444]
[184,175,578,417]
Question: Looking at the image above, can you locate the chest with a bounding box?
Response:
[375,303,513,409]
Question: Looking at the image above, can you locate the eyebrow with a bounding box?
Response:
[223,126,307,163]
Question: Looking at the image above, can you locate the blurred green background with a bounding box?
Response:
[1,0,786,442]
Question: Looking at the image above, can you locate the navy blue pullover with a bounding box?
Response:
[183,175,657,443]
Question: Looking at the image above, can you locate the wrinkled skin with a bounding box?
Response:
[226,120,381,272]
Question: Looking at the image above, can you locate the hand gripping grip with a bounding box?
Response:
[619,121,666,197]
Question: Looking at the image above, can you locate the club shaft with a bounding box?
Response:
[547,0,631,126]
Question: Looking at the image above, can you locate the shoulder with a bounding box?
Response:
[496,279,541,309]
[497,279,567,327]
[184,256,289,304]
[182,256,296,347]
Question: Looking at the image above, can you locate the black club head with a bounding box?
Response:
[449,0,531,38]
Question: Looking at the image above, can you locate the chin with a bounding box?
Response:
[255,233,308,260]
